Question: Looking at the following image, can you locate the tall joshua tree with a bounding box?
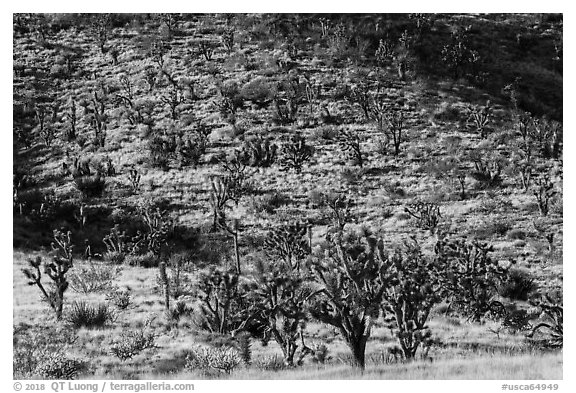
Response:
[308,229,390,369]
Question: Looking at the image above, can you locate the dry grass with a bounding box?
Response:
[13,251,562,380]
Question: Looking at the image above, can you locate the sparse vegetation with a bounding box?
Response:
[13,13,562,381]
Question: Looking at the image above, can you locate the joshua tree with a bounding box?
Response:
[467,102,492,139]
[404,202,441,234]
[90,14,112,54]
[434,238,511,322]
[221,28,235,54]
[250,262,315,366]
[209,176,231,231]
[281,134,314,173]
[384,109,405,156]
[22,229,74,320]
[382,241,443,359]
[264,222,311,273]
[193,267,252,335]
[323,193,354,231]
[160,83,185,120]
[338,128,364,167]
[308,229,391,369]
[533,175,556,217]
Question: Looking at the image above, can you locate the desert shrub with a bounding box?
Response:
[106,288,132,310]
[240,76,274,108]
[110,329,157,361]
[472,219,513,239]
[176,133,207,168]
[255,355,287,372]
[404,202,441,233]
[124,252,159,268]
[73,175,106,198]
[186,346,242,375]
[215,80,244,126]
[67,301,115,329]
[502,307,532,334]
[339,167,364,185]
[249,192,291,216]
[147,133,177,170]
[383,180,407,199]
[527,296,563,348]
[68,260,121,294]
[499,268,537,301]
[234,332,252,365]
[34,353,86,380]
[238,136,277,168]
[13,324,79,379]
[310,343,331,364]
[313,125,340,141]
[272,76,302,125]
[507,228,527,240]
[166,300,193,322]
[14,188,67,224]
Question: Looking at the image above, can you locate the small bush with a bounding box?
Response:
[248,192,291,215]
[239,136,277,168]
[35,353,86,380]
[13,324,78,379]
[310,344,331,364]
[106,288,131,310]
[186,346,242,374]
[502,308,532,334]
[110,329,156,361]
[472,219,513,239]
[69,261,121,294]
[255,355,286,372]
[507,229,527,240]
[124,252,159,268]
[67,301,115,329]
[499,269,537,301]
[104,250,126,265]
[73,175,106,198]
[240,76,274,108]
[166,300,193,322]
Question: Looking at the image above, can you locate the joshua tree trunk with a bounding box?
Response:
[159,261,170,312]
[346,334,368,369]
[233,230,240,274]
